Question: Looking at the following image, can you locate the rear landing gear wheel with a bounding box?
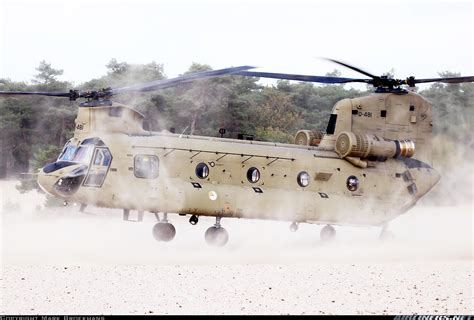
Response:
[152,222,176,242]
[320,225,336,242]
[205,226,229,247]
[204,217,228,246]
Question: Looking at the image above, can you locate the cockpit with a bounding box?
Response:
[39,137,113,197]
[58,142,93,164]
[58,137,109,164]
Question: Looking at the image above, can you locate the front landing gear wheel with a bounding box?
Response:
[189,215,199,225]
[205,226,229,247]
[289,222,298,232]
[320,225,336,242]
[152,222,176,242]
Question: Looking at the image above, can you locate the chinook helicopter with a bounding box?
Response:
[1,60,473,246]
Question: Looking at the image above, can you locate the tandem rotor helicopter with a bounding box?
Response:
[1,59,473,246]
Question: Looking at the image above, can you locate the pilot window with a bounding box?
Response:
[58,138,106,164]
[83,148,113,187]
[74,146,95,165]
[58,145,77,161]
[93,148,112,166]
[134,155,159,179]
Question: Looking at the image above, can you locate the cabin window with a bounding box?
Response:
[195,162,209,179]
[297,171,310,187]
[246,167,260,183]
[346,175,359,191]
[326,114,337,135]
[134,155,159,179]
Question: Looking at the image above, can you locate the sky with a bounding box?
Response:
[0,0,472,88]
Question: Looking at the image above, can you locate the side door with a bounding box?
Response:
[83,147,113,187]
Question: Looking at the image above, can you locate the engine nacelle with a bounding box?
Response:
[295,130,324,146]
[335,131,415,159]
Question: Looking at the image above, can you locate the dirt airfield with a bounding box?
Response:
[0,180,472,315]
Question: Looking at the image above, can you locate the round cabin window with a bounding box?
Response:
[195,162,209,179]
[346,175,359,191]
[246,167,260,183]
[297,171,310,187]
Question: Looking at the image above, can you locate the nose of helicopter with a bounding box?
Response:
[37,162,88,197]
[37,169,59,196]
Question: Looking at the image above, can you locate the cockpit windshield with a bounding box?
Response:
[57,139,99,165]
[58,145,77,161]
[72,146,95,164]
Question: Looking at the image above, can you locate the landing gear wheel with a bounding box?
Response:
[152,222,176,242]
[189,215,199,225]
[320,225,336,242]
[289,222,298,232]
[205,226,229,247]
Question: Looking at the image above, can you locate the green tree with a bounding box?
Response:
[32,60,64,85]
[325,69,342,77]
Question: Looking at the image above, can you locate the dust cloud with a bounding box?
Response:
[1,159,472,315]
[1,175,472,267]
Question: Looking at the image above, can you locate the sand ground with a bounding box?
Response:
[1,180,473,315]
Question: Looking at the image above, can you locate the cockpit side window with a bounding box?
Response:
[93,150,104,165]
[92,148,112,166]
[83,148,113,187]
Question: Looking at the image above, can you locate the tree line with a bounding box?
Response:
[0,59,472,178]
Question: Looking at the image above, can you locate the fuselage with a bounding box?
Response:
[38,131,440,227]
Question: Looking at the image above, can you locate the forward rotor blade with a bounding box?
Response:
[323,58,378,79]
[110,65,255,95]
[234,71,370,84]
[412,76,474,85]
[0,91,71,98]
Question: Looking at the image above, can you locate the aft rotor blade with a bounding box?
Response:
[412,76,474,85]
[234,71,370,84]
[0,91,71,98]
[110,65,255,95]
[323,58,378,79]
